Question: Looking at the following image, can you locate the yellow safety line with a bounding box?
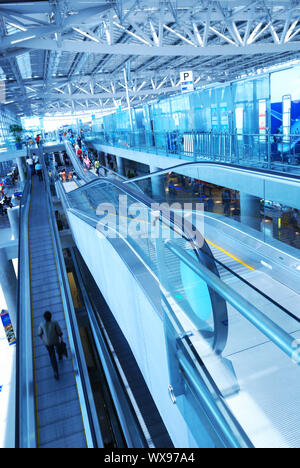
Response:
[79,186,254,271]
[206,239,255,271]
[28,177,41,448]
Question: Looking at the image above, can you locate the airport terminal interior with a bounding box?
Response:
[1,0,300,449]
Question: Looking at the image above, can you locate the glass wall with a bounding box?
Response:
[90,64,300,170]
[0,107,20,144]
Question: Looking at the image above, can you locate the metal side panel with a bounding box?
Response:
[29,177,87,448]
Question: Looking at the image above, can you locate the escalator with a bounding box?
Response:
[16,166,100,448]
[15,150,152,448]
[61,140,300,448]
[53,166,300,448]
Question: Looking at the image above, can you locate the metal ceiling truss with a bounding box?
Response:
[0,0,300,116]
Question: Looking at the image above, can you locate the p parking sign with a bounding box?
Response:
[180,71,194,94]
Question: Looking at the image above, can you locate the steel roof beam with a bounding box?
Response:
[18,37,300,56]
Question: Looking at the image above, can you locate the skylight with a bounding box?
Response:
[16,53,32,80]
[0,66,5,80]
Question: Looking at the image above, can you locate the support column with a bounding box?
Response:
[59,151,65,166]
[149,165,165,200]
[240,193,261,231]
[116,156,125,177]
[7,207,20,241]
[16,157,25,183]
[0,248,17,333]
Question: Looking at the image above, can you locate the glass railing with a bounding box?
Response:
[0,137,63,154]
[87,130,300,175]
[0,140,26,153]
[62,177,300,447]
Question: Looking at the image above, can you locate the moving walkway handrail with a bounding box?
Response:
[15,175,37,448]
[54,180,155,447]
[64,140,145,194]
[62,196,254,448]
[56,162,300,443]
[165,240,300,364]
[56,170,300,447]
[64,141,96,183]
[176,346,252,448]
[71,249,150,448]
[58,171,300,359]
[41,155,103,448]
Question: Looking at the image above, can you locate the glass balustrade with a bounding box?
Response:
[86,130,300,175]
[64,177,300,447]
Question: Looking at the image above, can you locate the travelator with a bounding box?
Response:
[58,143,300,448]
[15,148,152,449]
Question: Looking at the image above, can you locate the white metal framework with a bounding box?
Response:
[1,0,300,116]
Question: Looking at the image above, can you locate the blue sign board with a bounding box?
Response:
[0,310,16,346]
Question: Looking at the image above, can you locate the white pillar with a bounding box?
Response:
[149,165,165,200]
[16,157,25,182]
[0,248,17,333]
[7,207,20,241]
[116,156,125,176]
[240,193,261,231]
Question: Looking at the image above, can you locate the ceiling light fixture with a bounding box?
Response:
[11,35,35,45]
[73,27,100,43]
[7,22,27,32]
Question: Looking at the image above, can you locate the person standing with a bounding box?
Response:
[35,160,43,181]
[38,311,64,380]
[95,159,100,175]
[36,134,40,147]
[26,156,34,176]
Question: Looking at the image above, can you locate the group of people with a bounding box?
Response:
[25,134,42,148]
[26,153,43,181]
[0,165,21,216]
[68,131,101,173]
[0,191,13,216]
[58,169,77,183]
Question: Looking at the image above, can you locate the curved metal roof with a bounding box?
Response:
[0,0,300,116]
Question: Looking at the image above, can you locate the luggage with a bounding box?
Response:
[57,340,68,358]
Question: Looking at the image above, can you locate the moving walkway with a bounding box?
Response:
[15,149,156,448]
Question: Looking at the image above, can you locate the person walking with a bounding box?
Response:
[35,160,43,181]
[38,311,64,380]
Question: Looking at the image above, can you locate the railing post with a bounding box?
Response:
[267,129,271,169]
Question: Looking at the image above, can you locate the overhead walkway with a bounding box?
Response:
[53,146,300,447]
